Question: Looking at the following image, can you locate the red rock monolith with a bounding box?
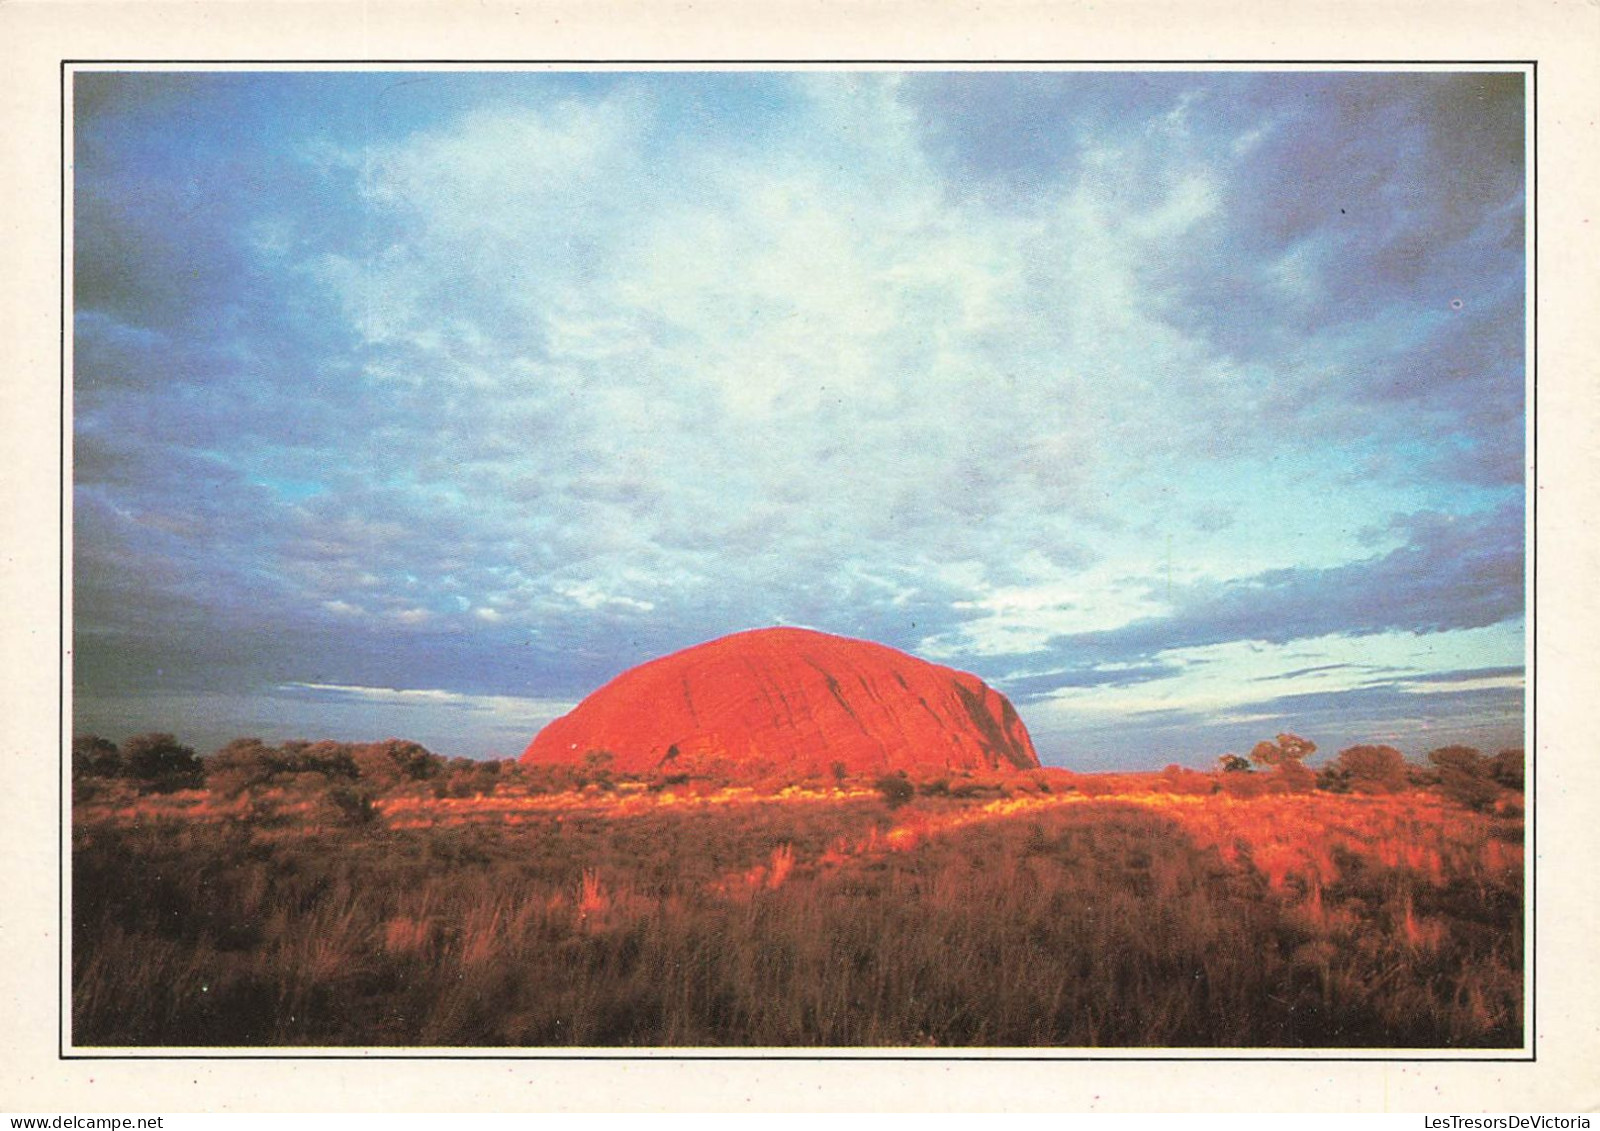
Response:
[521,627,1040,779]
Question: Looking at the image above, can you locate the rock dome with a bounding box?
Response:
[521,627,1040,778]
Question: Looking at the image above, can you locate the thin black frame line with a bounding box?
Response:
[58,1053,1537,1063]
[1527,58,1539,1066]
[60,58,1539,65]
[58,56,69,1065]
[57,58,1539,1066]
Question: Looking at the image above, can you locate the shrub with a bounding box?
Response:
[1429,745,1485,775]
[578,749,617,789]
[205,738,282,796]
[1272,758,1317,794]
[1430,746,1498,811]
[1160,764,1217,795]
[121,733,204,793]
[206,738,366,796]
[351,739,442,786]
[324,785,377,825]
[1316,764,1351,793]
[1250,733,1317,768]
[518,762,582,794]
[1333,744,1409,794]
[875,772,915,810]
[296,741,360,780]
[1406,761,1439,789]
[1489,748,1525,791]
[1218,771,1271,799]
[72,735,122,779]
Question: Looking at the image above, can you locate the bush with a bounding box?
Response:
[1272,759,1317,794]
[207,738,366,796]
[351,739,442,786]
[517,762,582,795]
[72,735,122,779]
[324,785,377,825]
[205,738,281,797]
[121,733,204,793]
[1430,746,1498,811]
[1429,745,1485,776]
[295,741,360,780]
[1316,764,1351,793]
[1489,748,1525,791]
[1332,745,1409,794]
[1218,771,1271,799]
[875,772,915,810]
[1250,733,1317,768]
[1160,765,1217,795]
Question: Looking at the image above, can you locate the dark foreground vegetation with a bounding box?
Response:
[71,733,1524,1048]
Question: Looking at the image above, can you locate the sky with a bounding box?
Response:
[71,68,1528,769]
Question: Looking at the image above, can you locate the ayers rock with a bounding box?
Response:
[521,627,1040,778]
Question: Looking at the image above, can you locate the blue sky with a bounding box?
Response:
[71,68,1527,768]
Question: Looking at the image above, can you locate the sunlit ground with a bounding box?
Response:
[71,766,1524,1049]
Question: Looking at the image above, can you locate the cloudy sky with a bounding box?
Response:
[71,68,1527,768]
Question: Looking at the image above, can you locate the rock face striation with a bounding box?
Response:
[521,627,1040,778]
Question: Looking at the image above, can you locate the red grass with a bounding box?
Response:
[71,772,1523,1048]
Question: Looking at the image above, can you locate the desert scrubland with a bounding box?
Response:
[70,739,1524,1049]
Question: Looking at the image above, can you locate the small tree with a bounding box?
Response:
[1316,763,1351,793]
[1429,745,1497,810]
[1429,745,1485,775]
[121,732,204,793]
[436,756,499,798]
[1249,733,1317,793]
[1489,748,1525,791]
[297,740,360,780]
[1333,744,1409,793]
[1250,733,1317,768]
[71,735,122,779]
[206,737,282,797]
[1216,753,1252,773]
[352,739,441,786]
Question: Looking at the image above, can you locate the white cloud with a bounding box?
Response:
[1021,622,1525,728]
[284,682,576,719]
[266,74,1518,692]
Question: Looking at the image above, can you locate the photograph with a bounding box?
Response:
[65,65,1530,1053]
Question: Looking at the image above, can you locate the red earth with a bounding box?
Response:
[521,627,1041,779]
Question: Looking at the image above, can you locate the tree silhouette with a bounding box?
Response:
[205,737,282,796]
[1249,733,1317,792]
[121,733,204,793]
[1429,745,1497,810]
[1250,733,1317,767]
[1489,748,1525,791]
[71,735,122,778]
[1332,744,1409,793]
